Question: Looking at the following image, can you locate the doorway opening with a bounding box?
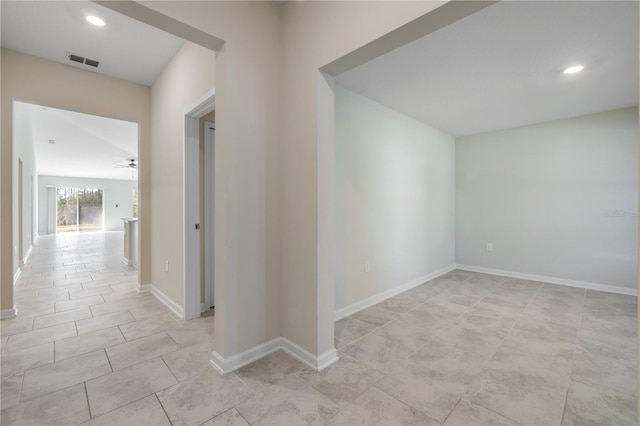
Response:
[183,90,215,320]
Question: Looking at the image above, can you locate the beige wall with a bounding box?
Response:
[149,42,215,306]
[279,1,448,355]
[118,1,455,359]
[132,1,284,358]
[0,48,151,311]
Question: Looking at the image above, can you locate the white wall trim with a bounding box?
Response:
[13,268,22,286]
[281,337,339,371]
[23,244,33,265]
[210,338,281,375]
[456,264,638,296]
[183,89,216,321]
[137,284,185,318]
[334,264,456,321]
[1,305,18,319]
[210,337,339,375]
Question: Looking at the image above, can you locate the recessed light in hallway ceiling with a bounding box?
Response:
[564,65,585,75]
[85,15,105,27]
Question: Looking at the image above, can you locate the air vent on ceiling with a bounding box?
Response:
[66,52,100,68]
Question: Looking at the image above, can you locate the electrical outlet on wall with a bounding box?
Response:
[165,260,170,272]
[365,260,371,273]
[486,243,493,251]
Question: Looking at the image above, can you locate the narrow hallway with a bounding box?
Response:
[1,231,215,424]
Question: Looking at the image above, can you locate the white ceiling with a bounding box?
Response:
[16,101,139,181]
[336,1,639,137]
[1,0,185,86]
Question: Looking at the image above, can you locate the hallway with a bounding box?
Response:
[1,233,637,425]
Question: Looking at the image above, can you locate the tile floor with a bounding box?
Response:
[1,232,637,425]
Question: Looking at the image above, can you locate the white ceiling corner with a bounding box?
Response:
[335,1,639,137]
[1,0,185,86]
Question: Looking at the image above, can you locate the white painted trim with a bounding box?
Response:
[210,338,281,375]
[456,264,638,296]
[23,244,33,265]
[281,338,339,372]
[210,337,339,375]
[183,89,215,321]
[13,268,21,286]
[137,284,185,318]
[1,305,18,319]
[204,121,215,310]
[333,264,456,321]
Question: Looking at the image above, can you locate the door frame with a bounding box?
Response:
[183,89,215,320]
[204,121,215,310]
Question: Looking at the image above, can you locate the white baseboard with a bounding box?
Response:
[334,264,456,321]
[23,244,33,265]
[210,337,339,375]
[137,284,185,318]
[13,268,21,286]
[456,264,638,296]
[1,305,18,319]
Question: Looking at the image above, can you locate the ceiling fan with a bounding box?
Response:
[114,159,138,170]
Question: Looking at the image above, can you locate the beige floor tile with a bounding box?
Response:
[109,282,141,294]
[465,273,508,286]
[201,408,250,426]
[106,332,179,370]
[463,299,524,322]
[442,399,519,426]
[429,315,511,360]
[376,295,421,313]
[165,317,215,348]
[467,347,572,426]
[327,386,439,426]
[376,345,483,422]
[571,344,637,396]
[235,349,306,387]
[162,342,214,382]
[76,310,136,335]
[21,349,112,401]
[0,383,90,426]
[235,375,340,426]
[55,327,125,361]
[351,306,399,327]
[340,333,414,372]
[69,285,114,300]
[334,317,377,346]
[158,369,252,426]
[38,283,82,295]
[55,295,105,312]
[5,322,76,352]
[15,303,55,318]
[405,300,467,327]
[440,270,475,282]
[118,314,182,341]
[89,298,142,316]
[1,316,34,337]
[86,357,177,417]
[0,372,24,411]
[562,381,637,426]
[513,313,579,343]
[82,394,171,426]
[0,342,54,377]
[584,291,637,316]
[372,315,435,351]
[33,307,92,330]
[403,284,441,302]
[298,357,384,406]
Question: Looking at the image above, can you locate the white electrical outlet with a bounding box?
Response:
[486,243,493,251]
[165,260,170,272]
[365,260,371,273]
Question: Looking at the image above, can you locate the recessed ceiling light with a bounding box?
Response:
[86,15,105,27]
[563,65,584,75]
